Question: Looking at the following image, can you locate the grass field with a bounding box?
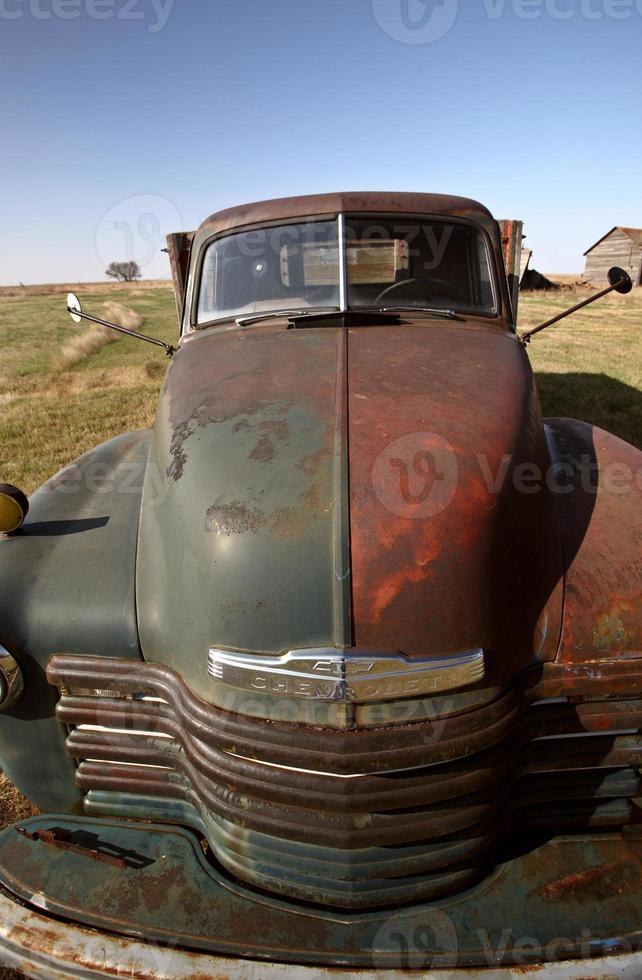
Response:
[520,284,642,449]
[0,282,176,493]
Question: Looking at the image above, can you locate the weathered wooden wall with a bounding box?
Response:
[583,228,642,286]
[499,219,524,319]
[165,231,195,320]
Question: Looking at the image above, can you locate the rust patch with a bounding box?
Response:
[166,393,225,482]
[270,505,307,538]
[593,599,636,653]
[550,419,642,664]
[248,420,290,463]
[347,324,564,679]
[206,501,266,536]
[538,861,639,902]
[206,499,314,539]
[297,445,332,476]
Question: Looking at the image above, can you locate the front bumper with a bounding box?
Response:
[2,815,642,977]
[2,888,642,980]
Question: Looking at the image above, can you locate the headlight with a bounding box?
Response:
[0,484,29,534]
[0,645,23,711]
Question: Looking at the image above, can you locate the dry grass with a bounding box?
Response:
[55,324,119,371]
[0,773,38,831]
[101,301,145,331]
[0,279,172,298]
[54,302,144,371]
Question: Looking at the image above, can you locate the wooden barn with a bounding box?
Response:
[583,226,642,286]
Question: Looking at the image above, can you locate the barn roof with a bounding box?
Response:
[584,226,642,255]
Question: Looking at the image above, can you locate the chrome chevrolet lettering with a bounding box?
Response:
[208,647,485,703]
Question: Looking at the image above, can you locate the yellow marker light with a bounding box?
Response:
[0,484,29,534]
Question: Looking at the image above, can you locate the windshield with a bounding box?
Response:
[344,217,495,314]
[196,215,496,325]
[197,220,341,324]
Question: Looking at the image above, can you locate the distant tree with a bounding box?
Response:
[105,261,142,282]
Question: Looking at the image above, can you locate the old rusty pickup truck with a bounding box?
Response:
[0,192,641,978]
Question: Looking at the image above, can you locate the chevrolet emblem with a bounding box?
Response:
[208,647,484,703]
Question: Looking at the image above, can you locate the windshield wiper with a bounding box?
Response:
[377,306,458,320]
[236,307,339,327]
[235,305,458,328]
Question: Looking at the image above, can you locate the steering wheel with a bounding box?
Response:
[374,277,453,306]
[374,279,418,305]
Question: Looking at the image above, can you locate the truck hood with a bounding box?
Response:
[136,320,563,705]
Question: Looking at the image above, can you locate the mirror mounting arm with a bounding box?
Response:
[66,295,176,357]
[520,267,633,346]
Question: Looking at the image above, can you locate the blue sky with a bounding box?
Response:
[1,0,641,283]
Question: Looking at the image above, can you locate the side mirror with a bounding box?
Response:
[521,266,634,345]
[609,266,633,295]
[67,292,83,324]
[65,293,175,357]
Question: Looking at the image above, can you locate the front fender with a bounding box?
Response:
[545,418,642,663]
[0,431,150,811]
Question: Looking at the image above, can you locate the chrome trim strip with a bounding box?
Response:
[0,645,23,711]
[338,213,348,312]
[208,647,484,703]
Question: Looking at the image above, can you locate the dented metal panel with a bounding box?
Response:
[3,816,642,971]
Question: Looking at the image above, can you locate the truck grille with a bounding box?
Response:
[48,655,642,909]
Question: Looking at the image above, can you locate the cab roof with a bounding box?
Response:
[197,191,498,241]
